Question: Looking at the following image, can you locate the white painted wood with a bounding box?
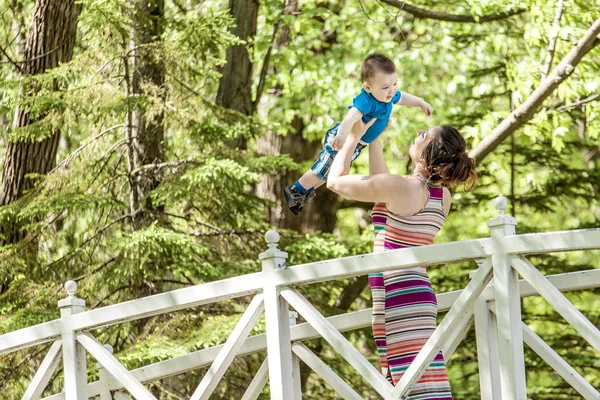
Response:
[489,216,527,400]
[521,322,599,399]
[479,267,600,302]
[391,259,493,399]
[264,285,295,400]
[512,256,600,353]
[98,370,112,400]
[441,307,473,363]
[292,343,362,400]
[97,344,114,400]
[289,311,303,400]
[503,228,600,255]
[241,359,269,400]
[292,354,302,400]
[59,282,87,400]
[261,231,296,400]
[69,273,263,332]
[270,238,492,289]
[10,266,598,363]
[61,331,87,400]
[474,300,502,400]
[22,340,63,400]
[260,230,289,271]
[113,392,133,400]
[270,229,600,288]
[281,288,393,399]
[4,228,600,358]
[190,294,265,400]
[77,333,156,400]
[41,268,600,400]
[0,320,62,356]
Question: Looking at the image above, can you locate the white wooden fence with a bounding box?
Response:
[1,196,599,400]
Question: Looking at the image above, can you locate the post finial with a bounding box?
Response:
[103,344,114,354]
[494,196,507,215]
[265,230,280,250]
[64,280,78,298]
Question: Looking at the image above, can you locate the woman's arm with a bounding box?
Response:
[327,119,408,204]
[327,171,408,204]
[368,137,389,175]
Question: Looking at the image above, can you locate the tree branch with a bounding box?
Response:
[540,0,564,80]
[556,94,599,112]
[0,43,23,72]
[130,159,203,175]
[469,18,600,163]
[333,275,369,311]
[253,21,280,111]
[377,0,526,23]
[50,124,126,174]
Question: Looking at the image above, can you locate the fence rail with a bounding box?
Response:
[1,197,599,400]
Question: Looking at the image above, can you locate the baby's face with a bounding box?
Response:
[364,71,398,103]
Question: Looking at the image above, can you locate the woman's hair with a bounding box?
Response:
[421,125,477,190]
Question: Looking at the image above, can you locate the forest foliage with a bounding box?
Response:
[0,0,599,398]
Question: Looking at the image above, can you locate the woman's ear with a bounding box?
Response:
[416,158,428,173]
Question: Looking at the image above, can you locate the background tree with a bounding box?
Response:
[0,0,598,398]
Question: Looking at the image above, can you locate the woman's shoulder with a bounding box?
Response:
[385,175,431,215]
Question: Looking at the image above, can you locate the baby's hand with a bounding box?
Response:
[332,133,347,151]
[420,101,433,117]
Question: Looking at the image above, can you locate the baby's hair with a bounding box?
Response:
[361,54,396,83]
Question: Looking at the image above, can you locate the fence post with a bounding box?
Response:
[487,197,527,399]
[289,311,302,400]
[97,344,114,400]
[58,280,87,400]
[260,230,295,399]
[473,260,501,400]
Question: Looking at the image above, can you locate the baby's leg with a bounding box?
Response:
[298,170,326,191]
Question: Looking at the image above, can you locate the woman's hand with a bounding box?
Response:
[349,118,378,140]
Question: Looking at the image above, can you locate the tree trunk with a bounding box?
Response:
[577,111,600,221]
[0,0,82,245]
[469,18,600,163]
[255,0,343,233]
[256,115,342,233]
[129,0,166,230]
[216,0,258,117]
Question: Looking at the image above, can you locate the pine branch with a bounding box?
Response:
[377,0,526,23]
[73,256,120,282]
[175,227,267,238]
[131,159,203,175]
[44,213,131,271]
[51,124,126,174]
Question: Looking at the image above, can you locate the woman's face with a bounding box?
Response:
[409,126,438,163]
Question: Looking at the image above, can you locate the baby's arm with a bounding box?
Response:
[397,92,433,116]
[332,107,363,150]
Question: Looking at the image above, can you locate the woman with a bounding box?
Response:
[327,120,477,399]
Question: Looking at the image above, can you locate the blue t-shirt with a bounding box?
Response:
[349,89,402,143]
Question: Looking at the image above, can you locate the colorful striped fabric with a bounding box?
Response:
[368,175,452,399]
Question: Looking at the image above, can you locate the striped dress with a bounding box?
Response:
[368,175,452,399]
